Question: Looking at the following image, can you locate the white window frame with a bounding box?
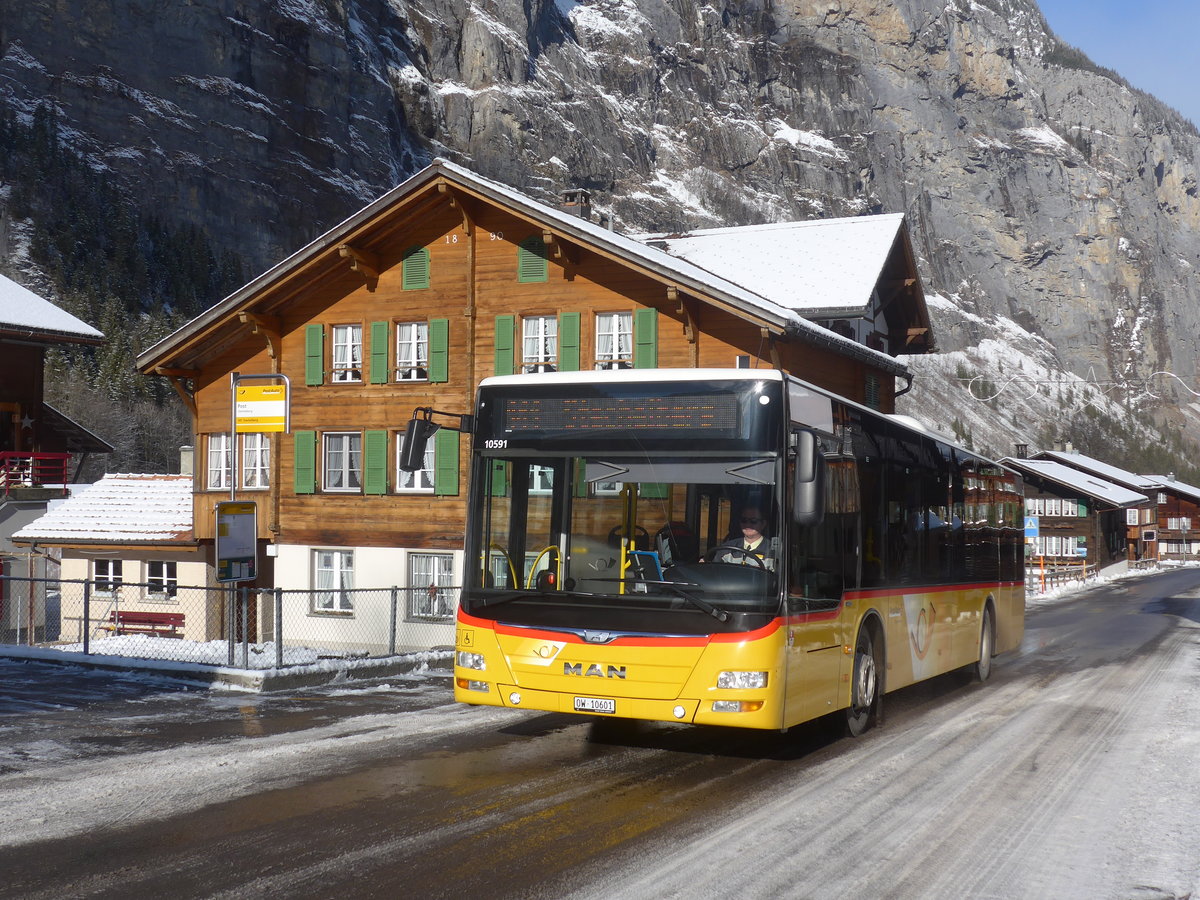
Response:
[147,560,178,599]
[94,559,123,595]
[522,315,557,372]
[408,552,456,621]
[594,312,633,369]
[207,433,232,490]
[397,435,435,493]
[314,550,354,612]
[242,433,270,489]
[331,324,363,383]
[323,432,362,493]
[396,321,429,381]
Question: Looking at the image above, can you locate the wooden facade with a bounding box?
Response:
[137,160,932,602]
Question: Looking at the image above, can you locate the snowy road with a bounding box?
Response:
[0,569,1197,899]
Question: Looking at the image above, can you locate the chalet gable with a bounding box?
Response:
[136,159,921,380]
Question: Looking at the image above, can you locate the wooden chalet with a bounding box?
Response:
[1,273,111,642]
[1142,475,1200,562]
[135,159,934,645]
[1000,455,1146,573]
[1033,449,1164,563]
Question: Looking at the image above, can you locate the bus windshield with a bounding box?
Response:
[467,452,783,626]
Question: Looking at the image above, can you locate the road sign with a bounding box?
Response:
[216,501,257,583]
[235,383,288,433]
[1024,516,1039,539]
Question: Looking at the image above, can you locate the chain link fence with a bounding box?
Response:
[0,575,458,670]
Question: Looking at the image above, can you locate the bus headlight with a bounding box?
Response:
[456,651,486,671]
[717,670,768,689]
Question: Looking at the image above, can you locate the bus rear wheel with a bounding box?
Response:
[846,628,879,737]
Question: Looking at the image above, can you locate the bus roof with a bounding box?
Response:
[479,368,785,389]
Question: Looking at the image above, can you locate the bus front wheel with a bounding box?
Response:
[972,606,995,683]
[846,627,879,737]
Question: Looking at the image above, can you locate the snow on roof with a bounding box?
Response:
[1143,475,1200,505]
[1034,450,1159,491]
[0,273,104,342]
[13,474,193,544]
[1000,458,1148,507]
[634,214,907,317]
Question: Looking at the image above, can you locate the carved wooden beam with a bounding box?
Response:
[668,286,697,344]
[906,326,929,346]
[542,229,579,266]
[338,244,380,283]
[160,373,197,417]
[238,312,283,361]
[438,182,474,236]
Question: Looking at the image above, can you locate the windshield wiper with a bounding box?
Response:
[648,581,730,623]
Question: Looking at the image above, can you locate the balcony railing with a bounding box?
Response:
[0,452,70,496]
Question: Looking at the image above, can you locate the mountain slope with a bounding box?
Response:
[2,0,1198,466]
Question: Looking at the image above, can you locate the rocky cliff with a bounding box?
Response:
[2,0,1199,463]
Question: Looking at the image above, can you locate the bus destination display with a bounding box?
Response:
[501,394,740,436]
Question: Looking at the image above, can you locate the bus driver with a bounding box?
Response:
[714,506,776,570]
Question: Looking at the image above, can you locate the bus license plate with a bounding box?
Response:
[574,696,615,714]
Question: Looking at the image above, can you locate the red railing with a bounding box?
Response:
[0,452,70,496]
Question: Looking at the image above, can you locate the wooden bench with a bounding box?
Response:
[105,610,185,637]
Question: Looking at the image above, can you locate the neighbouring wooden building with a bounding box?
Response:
[1142,475,1200,562]
[135,159,935,649]
[999,455,1147,571]
[1033,449,1174,563]
[1,273,111,642]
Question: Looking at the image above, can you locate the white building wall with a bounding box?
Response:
[274,543,459,653]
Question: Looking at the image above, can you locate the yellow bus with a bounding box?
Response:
[428,369,1024,735]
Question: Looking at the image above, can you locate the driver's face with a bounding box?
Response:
[739,509,765,541]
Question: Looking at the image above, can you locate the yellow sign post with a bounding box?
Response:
[235,383,288,433]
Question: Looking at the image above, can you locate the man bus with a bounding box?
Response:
[404,368,1024,734]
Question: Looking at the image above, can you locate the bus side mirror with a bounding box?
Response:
[399,417,439,471]
[793,429,825,526]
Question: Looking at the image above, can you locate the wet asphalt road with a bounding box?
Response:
[0,568,1198,899]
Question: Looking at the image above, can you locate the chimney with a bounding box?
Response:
[179,445,194,476]
[561,188,592,221]
[1014,442,1028,459]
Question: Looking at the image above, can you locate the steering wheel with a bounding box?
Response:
[608,524,650,551]
[704,545,767,569]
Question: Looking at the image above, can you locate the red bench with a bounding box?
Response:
[105,610,185,637]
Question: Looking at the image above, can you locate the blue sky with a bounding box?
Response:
[1035,0,1200,126]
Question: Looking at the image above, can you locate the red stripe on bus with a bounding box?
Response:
[456,608,782,645]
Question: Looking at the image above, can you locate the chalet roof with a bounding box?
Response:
[999,457,1148,508]
[41,403,116,455]
[635,215,917,319]
[1034,450,1159,493]
[12,474,193,545]
[136,159,913,378]
[1143,475,1200,505]
[0,273,104,345]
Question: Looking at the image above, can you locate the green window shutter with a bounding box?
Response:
[363,430,388,495]
[304,325,325,386]
[634,308,658,369]
[294,431,317,494]
[369,321,389,384]
[429,318,449,383]
[1078,500,1088,517]
[402,246,430,290]
[490,460,509,497]
[641,483,669,499]
[517,236,549,283]
[434,429,460,496]
[559,312,580,372]
[494,315,515,375]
